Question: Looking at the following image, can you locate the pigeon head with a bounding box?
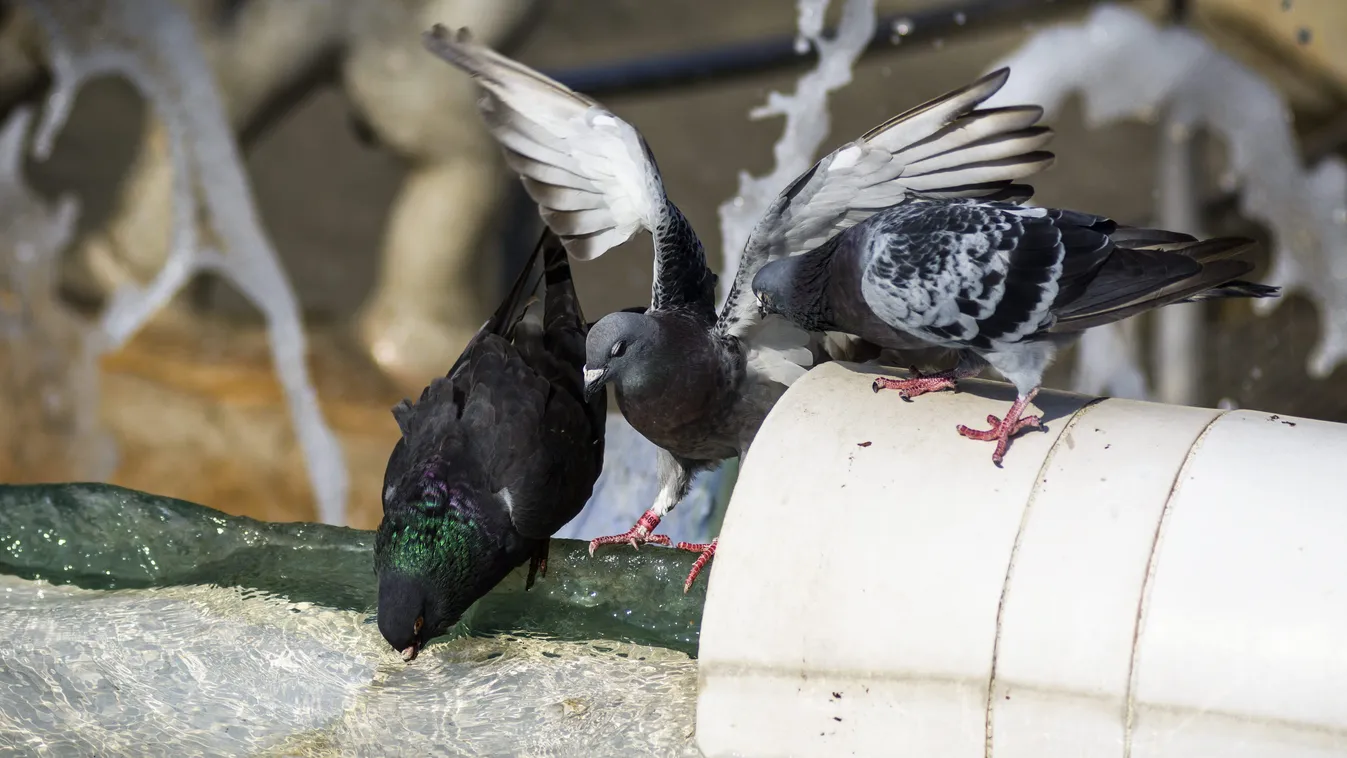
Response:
[584,310,660,400]
[752,253,830,332]
[374,469,500,662]
[376,569,447,662]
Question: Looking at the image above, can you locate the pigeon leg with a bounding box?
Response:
[956,388,1043,465]
[674,538,717,593]
[590,452,692,556]
[871,361,981,400]
[525,539,549,591]
[587,509,672,555]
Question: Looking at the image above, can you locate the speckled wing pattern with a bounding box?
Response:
[715,67,1056,341]
[423,25,716,317]
[859,202,1111,351]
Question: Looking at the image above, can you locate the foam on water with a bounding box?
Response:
[0,575,700,757]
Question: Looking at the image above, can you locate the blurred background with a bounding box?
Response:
[0,0,1343,529]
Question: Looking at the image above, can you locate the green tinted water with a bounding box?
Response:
[0,484,708,756]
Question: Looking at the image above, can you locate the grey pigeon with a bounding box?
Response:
[423,25,1054,589]
[375,230,605,661]
[753,201,1279,464]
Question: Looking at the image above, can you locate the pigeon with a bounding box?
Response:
[422,24,1054,590]
[752,201,1280,464]
[374,229,605,661]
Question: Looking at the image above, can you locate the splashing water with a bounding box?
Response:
[0,576,701,756]
[16,0,349,524]
[0,483,709,755]
[794,0,827,54]
[716,0,877,303]
[986,3,1347,392]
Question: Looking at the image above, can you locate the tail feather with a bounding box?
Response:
[1051,236,1273,332]
[516,250,551,342]
[390,230,579,446]
[540,230,587,350]
[1106,226,1197,248]
[1178,280,1280,302]
[483,230,549,340]
[1168,236,1257,264]
[433,228,552,384]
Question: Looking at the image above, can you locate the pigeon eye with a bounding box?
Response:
[610,340,626,358]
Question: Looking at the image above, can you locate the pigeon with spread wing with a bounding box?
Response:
[423,25,1054,589]
[753,202,1278,464]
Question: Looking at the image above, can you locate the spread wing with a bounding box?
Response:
[423,25,715,316]
[716,68,1055,342]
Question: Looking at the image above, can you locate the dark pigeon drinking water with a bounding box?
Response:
[374,230,605,661]
[752,201,1280,464]
[423,25,1054,590]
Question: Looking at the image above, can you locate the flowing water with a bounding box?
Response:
[0,577,700,757]
[0,484,707,757]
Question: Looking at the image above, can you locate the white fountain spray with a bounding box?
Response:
[19,0,349,524]
[717,0,877,308]
[986,3,1347,400]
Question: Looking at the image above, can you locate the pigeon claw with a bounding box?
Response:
[525,540,549,591]
[587,509,671,556]
[871,366,960,401]
[675,538,717,593]
[956,388,1043,466]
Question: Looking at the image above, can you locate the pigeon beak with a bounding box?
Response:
[400,643,419,662]
[582,365,608,401]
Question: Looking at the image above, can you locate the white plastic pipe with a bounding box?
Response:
[696,361,1347,758]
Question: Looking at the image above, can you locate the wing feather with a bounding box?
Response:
[716,67,1056,343]
[426,25,715,315]
[423,25,660,262]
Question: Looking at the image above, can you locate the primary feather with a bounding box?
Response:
[423,24,716,316]
[715,66,1055,343]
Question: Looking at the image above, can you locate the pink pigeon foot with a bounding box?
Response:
[525,540,549,591]
[588,509,671,555]
[871,365,966,400]
[956,388,1043,466]
[674,538,717,593]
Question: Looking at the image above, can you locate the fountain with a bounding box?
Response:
[4,0,1346,755]
[0,0,860,750]
[0,483,706,755]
